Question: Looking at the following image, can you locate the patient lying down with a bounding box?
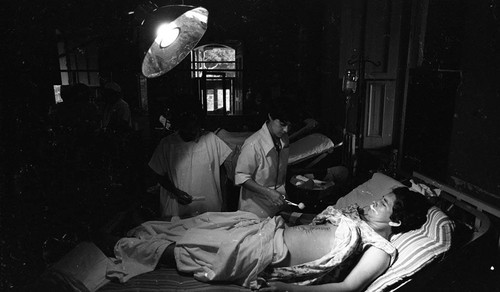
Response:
[107,187,430,292]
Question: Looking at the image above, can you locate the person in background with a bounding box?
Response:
[47,83,101,166]
[235,98,298,218]
[100,82,131,131]
[49,83,100,131]
[148,96,232,219]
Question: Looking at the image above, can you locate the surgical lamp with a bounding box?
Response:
[136,4,208,78]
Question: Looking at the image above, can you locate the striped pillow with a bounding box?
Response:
[365,206,454,292]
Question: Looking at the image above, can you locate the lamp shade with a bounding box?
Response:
[141,5,208,78]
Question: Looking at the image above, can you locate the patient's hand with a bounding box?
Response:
[174,189,193,205]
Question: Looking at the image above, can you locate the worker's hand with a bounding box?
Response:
[174,189,193,205]
[269,189,286,207]
[259,281,294,291]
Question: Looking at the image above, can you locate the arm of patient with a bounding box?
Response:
[241,179,285,206]
[261,246,390,292]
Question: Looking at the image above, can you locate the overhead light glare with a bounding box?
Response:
[155,23,180,48]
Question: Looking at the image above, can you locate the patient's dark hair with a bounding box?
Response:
[390,187,431,234]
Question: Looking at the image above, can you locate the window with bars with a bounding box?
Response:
[56,30,100,87]
[191,43,243,115]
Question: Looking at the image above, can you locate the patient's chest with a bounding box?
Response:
[282,223,338,266]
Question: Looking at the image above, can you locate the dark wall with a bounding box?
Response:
[402,69,460,181]
[448,0,500,197]
[402,0,500,200]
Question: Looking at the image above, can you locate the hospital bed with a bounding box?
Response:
[91,171,494,292]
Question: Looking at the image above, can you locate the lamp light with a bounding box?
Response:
[139,5,208,78]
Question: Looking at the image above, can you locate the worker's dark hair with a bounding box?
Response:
[390,187,431,234]
[171,94,205,130]
[267,97,300,125]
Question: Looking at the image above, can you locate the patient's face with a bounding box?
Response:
[364,192,397,223]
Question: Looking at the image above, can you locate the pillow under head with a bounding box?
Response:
[334,172,404,210]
